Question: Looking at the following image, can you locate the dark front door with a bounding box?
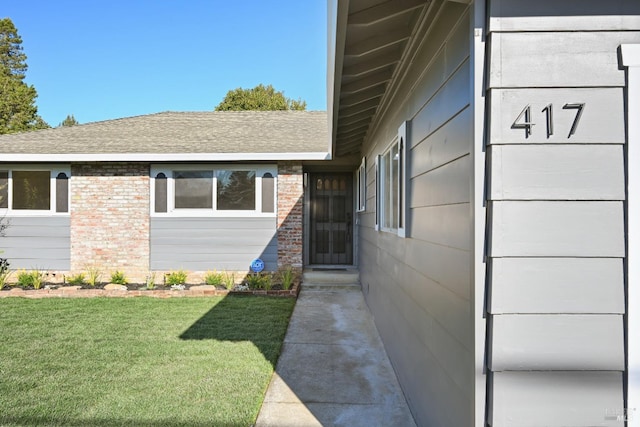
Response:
[309,173,353,265]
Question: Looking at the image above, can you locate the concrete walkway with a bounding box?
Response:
[255,270,416,427]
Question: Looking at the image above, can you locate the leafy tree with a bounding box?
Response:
[215,84,306,111]
[59,114,79,127]
[0,18,49,134]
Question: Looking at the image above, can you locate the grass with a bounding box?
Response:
[0,296,295,426]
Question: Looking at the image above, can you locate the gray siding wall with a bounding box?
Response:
[150,217,277,271]
[357,2,474,425]
[1,216,71,271]
[486,0,639,425]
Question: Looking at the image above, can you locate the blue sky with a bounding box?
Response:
[3,1,327,126]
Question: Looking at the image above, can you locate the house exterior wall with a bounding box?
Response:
[1,217,70,271]
[277,161,303,270]
[485,0,640,425]
[70,162,150,282]
[150,217,277,271]
[356,2,474,425]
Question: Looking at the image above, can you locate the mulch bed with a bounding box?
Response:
[0,282,300,299]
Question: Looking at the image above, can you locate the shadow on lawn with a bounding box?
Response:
[0,416,217,427]
[179,294,295,368]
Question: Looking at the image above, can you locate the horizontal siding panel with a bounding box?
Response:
[490,145,625,200]
[489,88,625,144]
[404,238,471,300]
[361,263,473,427]
[411,106,471,177]
[151,217,276,230]
[490,314,624,371]
[489,0,640,32]
[151,260,277,272]
[490,258,624,314]
[491,371,623,427]
[151,217,276,271]
[2,216,70,270]
[489,31,640,88]
[490,201,624,257]
[410,203,471,251]
[411,154,471,208]
[411,58,471,145]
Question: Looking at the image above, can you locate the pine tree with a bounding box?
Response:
[59,114,79,127]
[0,18,49,134]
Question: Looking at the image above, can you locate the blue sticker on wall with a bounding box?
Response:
[250,258,265,273]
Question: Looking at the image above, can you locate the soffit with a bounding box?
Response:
[333,0,431,158]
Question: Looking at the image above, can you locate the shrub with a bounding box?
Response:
[17,270,46,289]
[85,266,101,287]
[145,272,157,290]
[279,266,296,290]
[110,270,128,285]
[204,270,224,286]
[245,272,272,290]
[223,272,235,290]
[166,270,188,286]
[67,273,86,285]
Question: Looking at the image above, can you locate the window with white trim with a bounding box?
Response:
[0,166,70,214]
[356,157,366,212]
[151,165,276,216]
[376,122,407,237]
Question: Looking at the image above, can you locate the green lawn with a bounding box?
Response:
[0,296,295,426]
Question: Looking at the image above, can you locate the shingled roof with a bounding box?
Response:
[0,111,330,161]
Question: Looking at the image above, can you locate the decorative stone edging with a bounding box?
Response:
[0,283,301,299]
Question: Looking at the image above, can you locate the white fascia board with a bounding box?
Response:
[0,152,332,162]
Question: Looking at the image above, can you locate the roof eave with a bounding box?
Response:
[328,0,350,159]
[0,152,332,163]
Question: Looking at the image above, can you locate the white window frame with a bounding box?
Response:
[375,122,408,237]
[150,164,277,217]
[0,164,71,216]
[356,156,366,212]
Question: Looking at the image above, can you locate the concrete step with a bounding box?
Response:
[302,268,360,290]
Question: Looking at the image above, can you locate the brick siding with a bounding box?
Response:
[70,163,150,282]
[277,162,303,270]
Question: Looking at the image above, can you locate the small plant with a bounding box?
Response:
[204,270,224,287]
[279,266,296,290]
[16,269,46,289]
[67,273,86,285]
[223,272,236,290]
[110,270,128,285]
[85,266,101,287]
[170,284,185,291]
[145,272,157,290]
[245,272,272,290]
[166,269,188,286]
[0,258,10,290]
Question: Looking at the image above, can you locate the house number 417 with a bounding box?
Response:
[512,103,585,139]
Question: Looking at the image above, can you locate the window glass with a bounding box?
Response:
[56,172,69,213]
[174,171,213,209]
[216,170,255,210]
[391,143,399,229]
[155,173,167,213]
[261,172,275,213]
[12,171,50,210]
[0,171,7,209]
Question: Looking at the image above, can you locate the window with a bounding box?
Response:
[0,167,70,214]
[151,165,276,216]
[356,157,366,212]
[376,122,407,237]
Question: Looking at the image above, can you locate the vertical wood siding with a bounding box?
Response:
[485,0,640,424]
[357,2,474,425]
[150,217,277,271]
[1,217,70,270]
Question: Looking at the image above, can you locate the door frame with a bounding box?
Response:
[303,170,356,266]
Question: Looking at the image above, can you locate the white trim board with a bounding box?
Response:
[0,152,331,163]
[621,43,640,424]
